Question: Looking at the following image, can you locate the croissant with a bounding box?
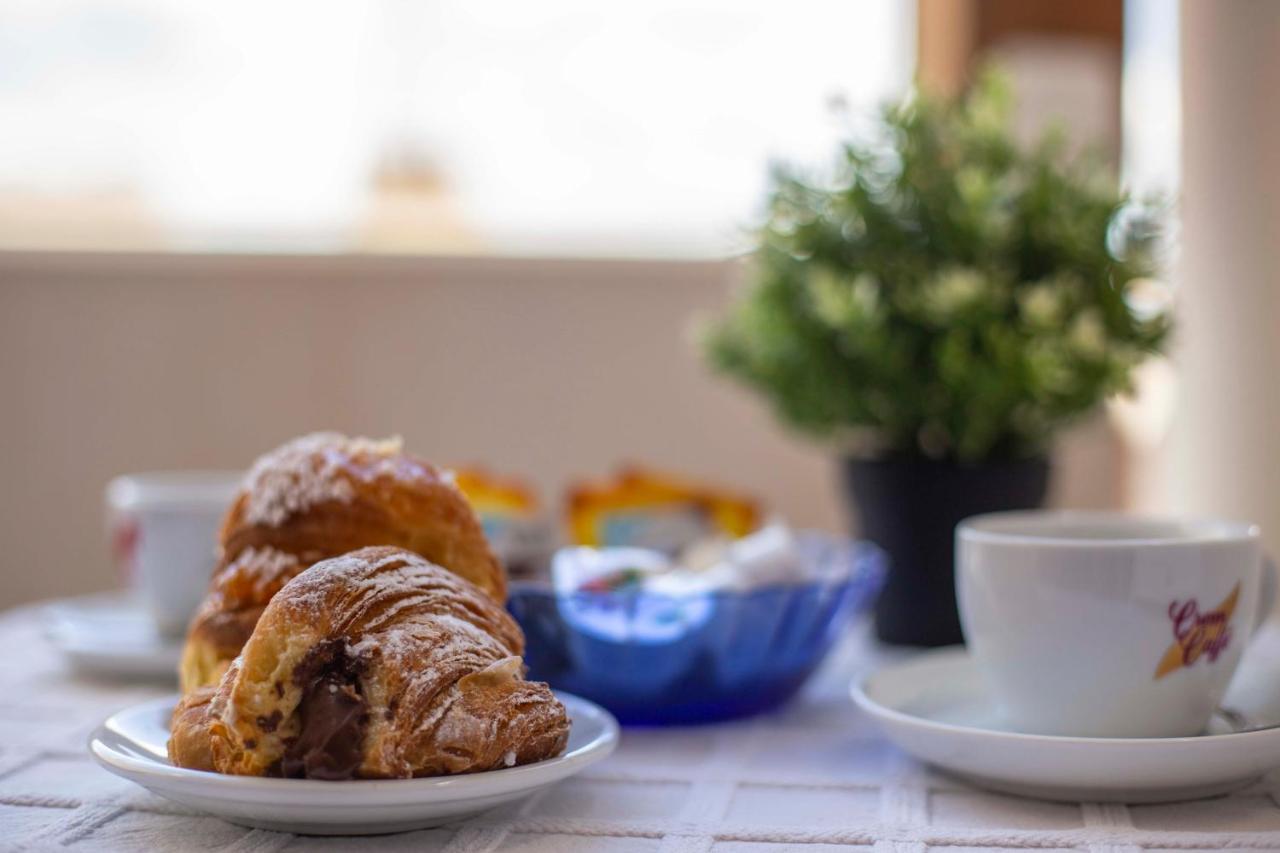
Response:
[180,432,505,693]
[169,546,569,779]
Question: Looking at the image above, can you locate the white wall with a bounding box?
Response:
[0,252,840,608]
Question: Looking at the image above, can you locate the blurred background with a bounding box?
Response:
[1,0,1275,610]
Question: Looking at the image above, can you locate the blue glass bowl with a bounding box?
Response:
[507,534,886,725]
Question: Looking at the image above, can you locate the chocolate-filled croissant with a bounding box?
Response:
[170,546,569,779]
[180,432,505,693]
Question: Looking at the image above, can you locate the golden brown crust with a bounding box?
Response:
[179,433,507,694]
[172,547,568,779]
[167,687,220,772]
[218,433,504,601]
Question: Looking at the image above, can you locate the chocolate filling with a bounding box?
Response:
[276,641,369,780]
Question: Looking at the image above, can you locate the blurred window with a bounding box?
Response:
[0,0,912,256]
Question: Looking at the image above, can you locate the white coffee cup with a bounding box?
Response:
[106,471,242,636]
[957,511,1276,738]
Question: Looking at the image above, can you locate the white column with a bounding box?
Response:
[1165,1,1280,548]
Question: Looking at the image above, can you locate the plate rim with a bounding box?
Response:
[89,690,619,805]
[851,645,1280,749]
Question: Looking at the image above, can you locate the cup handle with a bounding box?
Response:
[1252,556,1278,634]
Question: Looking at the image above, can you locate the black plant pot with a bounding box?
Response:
[842,455,1050,647]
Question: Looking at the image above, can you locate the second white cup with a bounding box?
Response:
[957,510,1275,738]
[106,471,242,636]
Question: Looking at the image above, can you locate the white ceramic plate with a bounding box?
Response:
[90,691,619,834]
[852,646,1280,803]
[45,593,181,680]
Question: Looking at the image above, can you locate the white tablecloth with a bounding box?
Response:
[4,604,1280,852]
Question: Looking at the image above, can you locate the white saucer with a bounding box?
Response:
[90,691,619,835]
[852,646,1280,803]
[45,593,182,680]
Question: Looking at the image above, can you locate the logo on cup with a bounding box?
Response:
[111,516,140,583]
[1154,583,1239,679]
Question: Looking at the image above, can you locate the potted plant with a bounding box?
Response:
[703,73,1169,646]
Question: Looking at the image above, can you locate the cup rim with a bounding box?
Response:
[957,510,1260,547]
[106,470,243,511]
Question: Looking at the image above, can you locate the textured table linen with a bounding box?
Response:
[3,604,1280,852]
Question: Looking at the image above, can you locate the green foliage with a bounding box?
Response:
[704,72,1170,462]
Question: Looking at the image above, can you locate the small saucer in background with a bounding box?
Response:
[45,592,181,681]
[853,646,1280,803]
